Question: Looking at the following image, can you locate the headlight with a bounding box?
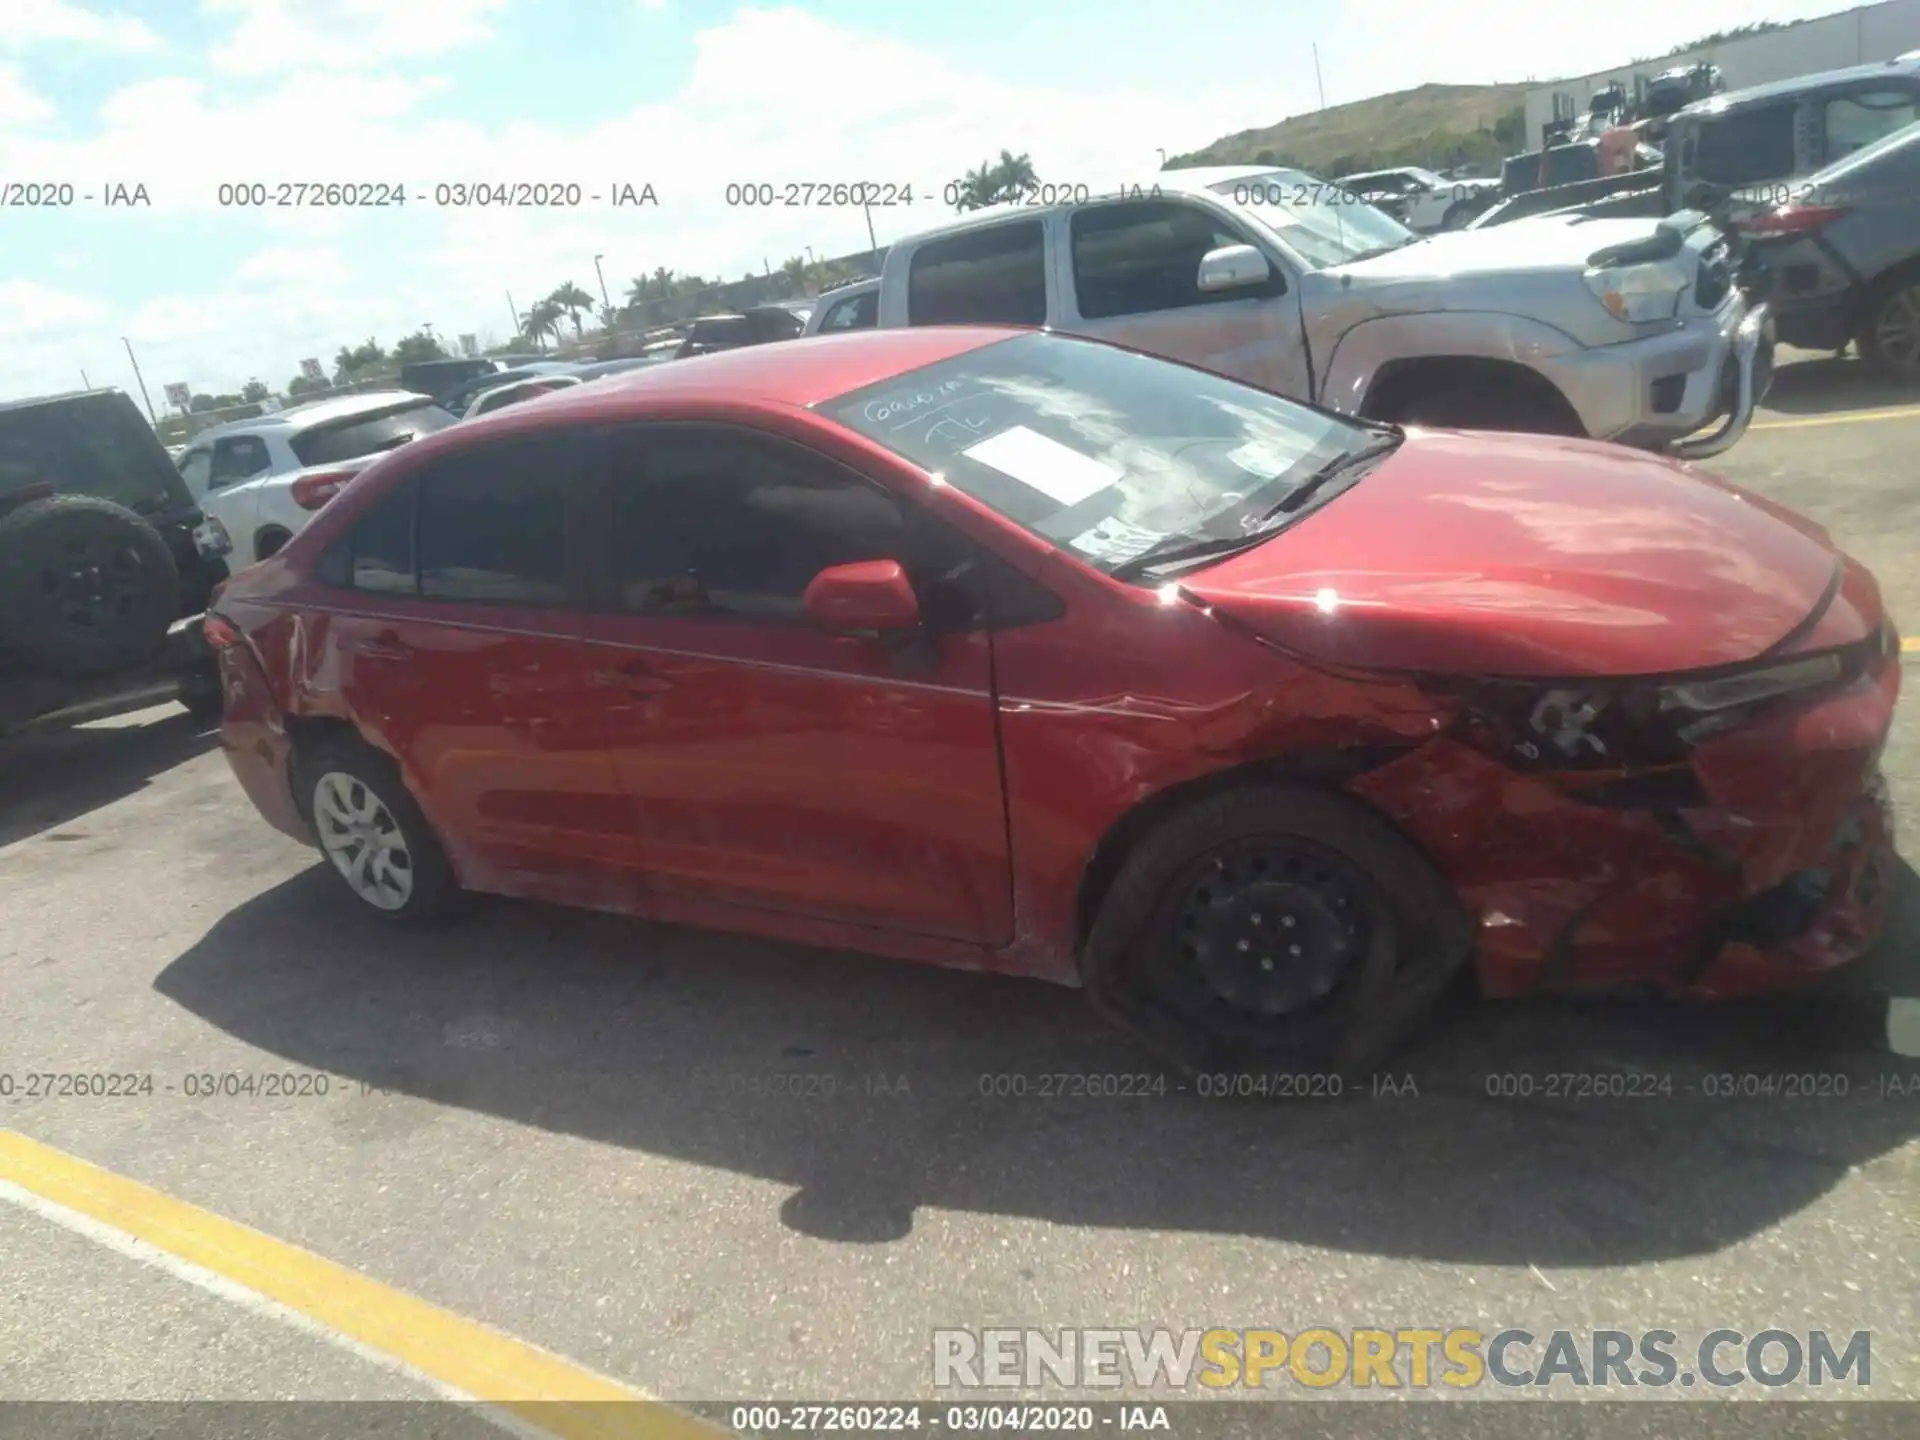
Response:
[1441,653,1847,770]
[1583,257,1690,323]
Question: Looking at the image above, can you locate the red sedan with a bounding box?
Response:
[206,327,1901,1075]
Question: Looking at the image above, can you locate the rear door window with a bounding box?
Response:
[818,290,878,331]
[1691,102,1797,185]
[176,448,213,496]
[291,401,458,468]
[414,436,580,606]
[907,220,1048,326]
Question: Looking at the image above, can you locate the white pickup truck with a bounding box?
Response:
[872,165,1773,459]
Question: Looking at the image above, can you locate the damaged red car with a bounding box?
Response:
[207,327,1901,1075]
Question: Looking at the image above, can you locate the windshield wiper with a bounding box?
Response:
[1109,432,1402,584]
[1243,432,1403,527]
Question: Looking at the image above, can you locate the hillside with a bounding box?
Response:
[1167,81,1531,178]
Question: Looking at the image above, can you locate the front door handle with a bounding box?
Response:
[354,633,414,661]
[592,661,672,695]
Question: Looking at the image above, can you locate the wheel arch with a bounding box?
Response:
[1360,354,1586,432]
[1071,746,1420,963]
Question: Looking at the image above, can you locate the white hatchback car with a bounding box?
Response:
[178,391,459,564]
[460,373,583,419]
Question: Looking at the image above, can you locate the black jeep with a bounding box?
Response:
[0,388,233,735]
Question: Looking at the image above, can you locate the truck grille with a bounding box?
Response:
[1695,239,1731,309]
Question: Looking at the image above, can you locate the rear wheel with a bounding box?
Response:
[305,740,461,925]
[1080,785,1473,1082]
[1855,267,1920,381]
[254,527,292,562]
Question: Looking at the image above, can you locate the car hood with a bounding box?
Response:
[1178,430,1862,678]
[1323,214,1665,282]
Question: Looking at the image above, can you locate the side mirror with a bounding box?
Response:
[1196,244,1274,294]
[802,559,921,632]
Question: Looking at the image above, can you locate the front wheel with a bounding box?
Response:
[305,741,461,924]
[1393,385,1581,435]
[1080,785,1474,1081]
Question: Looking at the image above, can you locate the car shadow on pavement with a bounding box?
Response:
[155,856,1920,1261]
[1762,354,1920,417]
[0,707,217,849]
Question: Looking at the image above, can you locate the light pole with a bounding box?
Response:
[593,253,611,314]
[1156,147,1166,167]
[863,199,879,266]
[80,369,91,390]
[506,289,520,341]
[121,337,156,424]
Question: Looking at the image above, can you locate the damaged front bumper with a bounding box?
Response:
[1347,643,1900,999]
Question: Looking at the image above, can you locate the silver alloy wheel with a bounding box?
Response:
[313,770,414,911]
[1871,284,1920,372]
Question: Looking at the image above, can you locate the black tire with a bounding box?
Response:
[254,528,291,561]
[1853,264,1920,382]
[0,494,180,677]
[1080,785,1473,1082]
[302,738,462,925]
[1394,384,1580,435]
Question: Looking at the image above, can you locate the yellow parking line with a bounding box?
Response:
[1751,404,1920,431]
[0,1130,723,1440]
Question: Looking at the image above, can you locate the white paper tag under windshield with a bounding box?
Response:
[962,425,1122,508]
[1224,437,1311,477]
[1068,516,1164,564]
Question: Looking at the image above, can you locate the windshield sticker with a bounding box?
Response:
[961,426,1121,508]
[1224,437,1313,477]
[1066,516,1164,564]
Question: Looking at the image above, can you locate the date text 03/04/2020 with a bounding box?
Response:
[210,181,658,208]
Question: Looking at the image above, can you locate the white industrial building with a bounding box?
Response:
[1522,0,1920,148]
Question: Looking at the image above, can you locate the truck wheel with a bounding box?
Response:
[1394,385,1580,435]
[0,495,180,677]
[1439,199,1478,230]
[1855,265,1920,381]
[1079,785,1474,1083]
[304,738,463,926]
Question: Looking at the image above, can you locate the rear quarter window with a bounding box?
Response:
[907,221,1047,326]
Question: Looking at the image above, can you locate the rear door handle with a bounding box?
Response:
[354,634,414,661]
[592,660,672,695]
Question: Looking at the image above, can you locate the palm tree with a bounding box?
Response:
[625,275,649,306]
[779,255,810,296]
[548,281,595,337]
[651,266,675,299]
[520,299,564,350]
[953,148,1040,211]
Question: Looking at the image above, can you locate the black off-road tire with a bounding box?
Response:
[0,494,180,677]
[302,738,463,926]
[1080,785,1474,1083]
[1394,385,1581,435]
[1853,263,1920,383]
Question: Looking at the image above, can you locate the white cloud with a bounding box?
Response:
[0,280,112,339]
[203,0,512,73]
[0,65,58,125]
[0,0,161,53]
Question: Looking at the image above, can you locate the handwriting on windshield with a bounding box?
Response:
[925,414,991,449]
[863,377,975,428]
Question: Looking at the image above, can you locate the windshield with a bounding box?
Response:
[0,392,190,514]
[1204,170,1415,268]
[821,333,1384,576]
[290,400,459,467]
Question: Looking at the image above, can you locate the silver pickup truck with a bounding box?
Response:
[872,165,1773,459]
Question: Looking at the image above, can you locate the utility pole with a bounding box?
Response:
[592,253,611,313]
[506,289,520,339]
[1313,44,1327,110]
[863,200,878,266]
[80,369,91,389]
[121,337,156,425]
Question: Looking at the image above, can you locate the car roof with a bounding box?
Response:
[1683,56,1920,115]
[190,389,432,441]
[888,167,1294,247]
[471,326,1018,416]
[0,386,136,416]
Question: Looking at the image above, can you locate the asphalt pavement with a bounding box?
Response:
[1,352,1917,1433]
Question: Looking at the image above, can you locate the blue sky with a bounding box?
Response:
[0,0,1862,400]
